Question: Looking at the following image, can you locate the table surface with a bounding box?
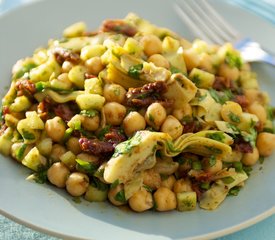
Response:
[0,0,274,239]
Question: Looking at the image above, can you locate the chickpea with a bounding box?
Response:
[81,115,100,131]
[128,188,154,212]
[241,147,259,166]
[45,116,66,142]
[173,178,192,193]
[244,89,267,105]
[103,102,126,126]
[123,111,146,136]
[220,101,243,124]
[172,104,192,121]
[256,132,275,157]
[66,137,81,155]
[218,63,240,81]
[160,175,176,190]
[85,56,104,75]
[145,102,166,130]
[202,157,223,174]
[140,35,162,56]
[153,187,177,211]
[199,53,214,73]
[148,54,170,69]
[47,162,70,188]
[103,84,127,103]
[50,144,66,162]
[108,184,126,206]
[143,169,161,190]
[160,115,183,139]
[182,48,200,71]
[247,102,267,124]
[66,172,89,197]
[62,60,74,73]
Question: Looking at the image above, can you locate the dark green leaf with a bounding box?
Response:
[170,65,182,74]
[208,155,216,167]
[76,158,98,175]
[80,110,98,118]
[228,186,241,196]
[225,52,242,69]
[128,64,143,79]
[222,176,235,184]
[233,161,243,172]
[22,130,35,140]
[15,144,27,160]
[206,132,225,142]
[200,182,210,190]
[209,88,233,104]
[110,179,120,189]
[15,63,37,79]
[115,190,126,203]
[192,161,202,170]
[228,112,240,123]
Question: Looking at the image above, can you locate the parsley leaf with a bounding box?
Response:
[128,64,143,79]
[209,88,233,104]
[206,132,225,142]
[228,112,240,123]
[76,159,98,175]
[225,52,242,69]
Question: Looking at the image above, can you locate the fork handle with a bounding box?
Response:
[262,55,275,66]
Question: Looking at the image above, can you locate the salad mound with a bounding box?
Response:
[1,13,275,212]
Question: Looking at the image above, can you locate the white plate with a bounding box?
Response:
[0,0,275,239]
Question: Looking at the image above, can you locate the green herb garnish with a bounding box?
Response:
[128,64,143,79]
[115,190,126,203]
[222,176,235,184]
[206,132,225,142]
[228,112,240,123]
[76,159,98,175]
[80,109,98,118]
[225,52,242,69]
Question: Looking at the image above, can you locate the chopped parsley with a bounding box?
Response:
[148,113,154,122]
[76,159,98,175]
[208,155,216,167]
[228,112,240,123]
[110,179,120,189]
[115,190,126,203]
[128,64,143,79]
[15,144,27,160]
[190,74,200,86]
[22,130,35,140]
[92,177,108,191]
[243,166,253,176]
[225,52,242,69]
[200,182,210,190]
[97,125,111,140]
[15,63,37,79]
[192,161,202,170]
[209,88,233,104]
[80,109,98,118]
[233,161,243,172]
[206,132,225,142]
[205,146,222,155]
[242,127,257,147]
[222,176,235,184]
[228,186,241,196]
[170,65,182,74]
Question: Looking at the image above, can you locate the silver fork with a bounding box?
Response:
[174,0,275,66]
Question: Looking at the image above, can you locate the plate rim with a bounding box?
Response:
[0,0,275,239]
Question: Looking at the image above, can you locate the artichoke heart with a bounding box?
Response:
[104,130,233,184]
[163,73,197,108]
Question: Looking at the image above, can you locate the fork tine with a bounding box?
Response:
[191,0,235,43]
[174,1,213,43]
[201,0,240,40]
[176,0,225,45]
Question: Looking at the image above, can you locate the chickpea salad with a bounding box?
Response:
[1,13,275,212]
